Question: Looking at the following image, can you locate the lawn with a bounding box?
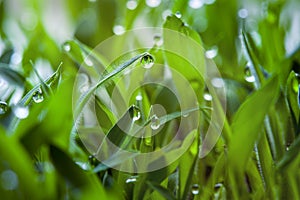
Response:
[0,0,300,199]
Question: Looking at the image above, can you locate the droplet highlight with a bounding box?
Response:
[63,43,71,52]
[203,93,212,101]
[126,177,137,183]
[175,11,182,18]
[191,184,199,195]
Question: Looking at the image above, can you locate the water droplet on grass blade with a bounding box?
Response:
[13,105,29,119]
[0,101,8,115]
[132,106,141,121]
[204,93,212,101]
[175,11,182,18]
[150,115,160,130]
[136,95,143,101]
[140,53,154,69]
[189,0,204,9]
[191,184,199,195]
[244,67,255,83]
[113,25,125,35]
[205,47,218,59]
[146,0,161,8]
[127,0,137,10]
[153,35,163,46]
[32,88,44,103]
[63,42,71,52]
[238,8,248,19]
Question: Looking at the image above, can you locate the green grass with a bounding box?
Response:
[0,0,300,199]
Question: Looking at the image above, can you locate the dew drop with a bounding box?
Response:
[146,0,161,8]
[214,183,223,189]
[84,58,93,67]
[153,35,163,46]
[126,177,137,183]
[238,8,248,19]
[132,107,141,121]
[1,170,18,191]
[203,93,212,101]
[211,77,224,88]
[191,184,199,195]
[188,0,204,9]
[175,11,182,18]
[144,136,152,146]
[150,115,160,130]
[136,95,143,101]
[13,105,29,119]
[127,0,137,10]
[0,101,8,115]
[205,47,218,59]
[113,25,125,35]
[244,67,255,83]
[140,53,154,69]
[32,88,44,103]
[63,43,71,52]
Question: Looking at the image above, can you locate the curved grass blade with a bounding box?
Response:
[73,52,149,119]
[18,63,62,106]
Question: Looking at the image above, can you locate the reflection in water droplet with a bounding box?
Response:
[188,0,204,9]
[204,93,212,101]
[126,177,137,183]
[238,8,248,19]
[127,0,137,10]
[1,170,18,190]
[32,88,44,103]
[140,53,154,69]
[205,47,218,59]
[63,43,71,52]
[146,0,161,8]
[175,11,182,18]
[191,184,199,195]
[113,25,125,35]
[244,67,255,83]
[154,35,163,46]
[0,101,8,115]
[151,115,160,130]
[13,105,29,119]
[144,136,152,146]
[132,107,141,121]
